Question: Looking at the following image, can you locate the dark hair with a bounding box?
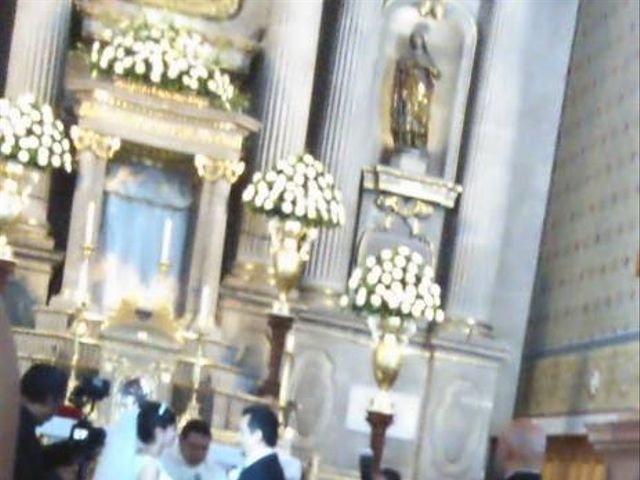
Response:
[181,419,211,440]
[381,468,401,480]
[242,405,279,447]
[137,401,176,444]
[21,363,68,404]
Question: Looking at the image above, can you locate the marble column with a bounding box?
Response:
[302,0,384,298]
[233,0,324,273]
[55,128,120,306]
[441,0,579,432]
[3,0,73,302]
[4,0,71,104]
[187,156,244,333]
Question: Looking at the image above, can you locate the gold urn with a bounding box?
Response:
[268,218,318,315]
[372,331,404,392]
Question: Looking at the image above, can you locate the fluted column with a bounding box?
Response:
[3,0,72,302]
[187,156,244,333]
[302,0,384,297]
[56,128,120,306]
[234,0,324,271]
[4,0,72,104]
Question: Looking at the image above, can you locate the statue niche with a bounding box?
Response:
[379,0,477,180]
[390,24,441,151]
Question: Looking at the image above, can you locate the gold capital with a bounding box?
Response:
[194,155,245,184]
[70,126,121,161]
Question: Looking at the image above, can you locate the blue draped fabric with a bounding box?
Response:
[97,161,193,310]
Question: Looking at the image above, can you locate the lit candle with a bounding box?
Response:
[160,218,173,265]
[85,201,95,246]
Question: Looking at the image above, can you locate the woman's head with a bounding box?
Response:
[137,401,177,452]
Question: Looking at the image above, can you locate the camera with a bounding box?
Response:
[63,375,111,479]
[68,375,111,413]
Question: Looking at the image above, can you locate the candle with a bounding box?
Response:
[285,333,296,353]
[160,218,173,265]
[198,285,211,327]
[85,201,95,246]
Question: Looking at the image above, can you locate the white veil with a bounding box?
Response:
[93,406,139,480]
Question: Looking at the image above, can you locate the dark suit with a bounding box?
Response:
[505,472,542,480]
[238,453,285,480]
[14,406,45,480]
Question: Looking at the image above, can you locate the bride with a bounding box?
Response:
[94,400,177,480]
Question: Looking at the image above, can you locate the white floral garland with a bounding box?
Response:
[242,153,345,228]
[0,94,73,171]
[341,246,445,338]
[89,18,245,111]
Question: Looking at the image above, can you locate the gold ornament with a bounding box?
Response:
[194,155,245,184]
[269,219,318,315]
[70,126,121,160]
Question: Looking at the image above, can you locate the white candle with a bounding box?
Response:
[285,333,296,353]
[198,285,211,326]
[160,218,173,264]
[85,201,95,246]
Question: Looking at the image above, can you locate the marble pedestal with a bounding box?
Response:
[216,288,506,479]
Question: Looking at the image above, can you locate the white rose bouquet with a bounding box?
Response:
[0,94,73,171]
[242,153,345,229]
[88,17,247,111]
[341,246,445,340]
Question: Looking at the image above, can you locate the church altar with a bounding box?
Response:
[1,0,561,478]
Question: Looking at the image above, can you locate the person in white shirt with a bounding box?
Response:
[161,419,226,480]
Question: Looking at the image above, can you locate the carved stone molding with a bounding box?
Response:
[289,349,335,445]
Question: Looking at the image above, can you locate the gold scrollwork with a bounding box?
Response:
[194,154,245,184]
[70,126,121,160]
[376,194,434,237]
[122,0,242,20]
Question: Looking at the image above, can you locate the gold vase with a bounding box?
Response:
[370,330,405,414]
[0,161,40,261]
[268,218,318,315]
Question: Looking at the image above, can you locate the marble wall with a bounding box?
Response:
[519,0,640,417]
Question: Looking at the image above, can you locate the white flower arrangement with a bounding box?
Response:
[341,246,445,339]
[242,153,346,228]
[0,94,73,172]
[89,17,247,111]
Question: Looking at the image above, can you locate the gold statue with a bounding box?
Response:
[389,25,441,150]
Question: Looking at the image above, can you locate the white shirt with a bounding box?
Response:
[161,443,227,480]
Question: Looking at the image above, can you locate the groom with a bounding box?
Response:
[233,405,285,480]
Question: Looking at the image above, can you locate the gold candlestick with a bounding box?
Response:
[181,332,205,423]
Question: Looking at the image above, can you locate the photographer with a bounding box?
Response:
[14,363,68,480]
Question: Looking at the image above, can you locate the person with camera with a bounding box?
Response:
[14,363,68,480]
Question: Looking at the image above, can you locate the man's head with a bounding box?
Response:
[179,419,211,467]
[239,405,279,456]
[496,419,547,475]
[20,363,68,424]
